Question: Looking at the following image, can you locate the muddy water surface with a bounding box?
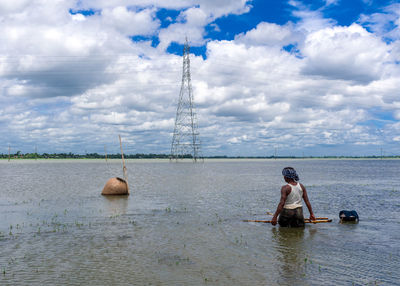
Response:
[0,159,399,285]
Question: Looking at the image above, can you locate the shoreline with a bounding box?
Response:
[1,157,399,162]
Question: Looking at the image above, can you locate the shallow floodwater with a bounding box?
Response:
[0,159,399,285]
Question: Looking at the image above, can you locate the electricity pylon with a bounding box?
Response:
[170,39,202,161]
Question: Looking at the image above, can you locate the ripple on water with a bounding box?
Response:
[0,159,399,285]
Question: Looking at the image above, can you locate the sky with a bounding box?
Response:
[0,0,399,157]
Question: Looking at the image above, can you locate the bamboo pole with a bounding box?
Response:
[104,145,108,162]
[243,219,332,223]
[119,135,129,194]
[266,211,328,220]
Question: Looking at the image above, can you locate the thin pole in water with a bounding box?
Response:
[104,145,108,162]
[8,145,10,162]
[119,135,129,193]
[243,219,332,223]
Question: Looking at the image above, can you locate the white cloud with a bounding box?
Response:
[158,7,209,50]
[155,0,251,49]
[0,0,31,15]
[0,0,399,156]
[235,22,297,47]
[101,6,159,36]
[394,110,400,120]
[301,24,391,83]
[324,0,338,6]
[73,0,251,18]
[289,1,336,32]
[227,134,250,144]
[359,3,400,41]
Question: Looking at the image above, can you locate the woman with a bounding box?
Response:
[271,167,315,227]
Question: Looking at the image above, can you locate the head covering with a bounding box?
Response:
[282,167,299,181]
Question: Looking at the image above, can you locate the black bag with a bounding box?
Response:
[339,210,359,222]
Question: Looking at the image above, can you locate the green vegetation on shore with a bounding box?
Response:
[1,152,399,160]
[1,152,171,159]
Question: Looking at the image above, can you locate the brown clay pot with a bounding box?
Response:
[101,177,129,195]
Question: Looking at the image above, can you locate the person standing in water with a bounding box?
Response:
[271,167,315,227]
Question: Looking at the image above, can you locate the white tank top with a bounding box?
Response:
[284,183,303,209]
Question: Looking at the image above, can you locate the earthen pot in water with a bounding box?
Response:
[102,177,129,195]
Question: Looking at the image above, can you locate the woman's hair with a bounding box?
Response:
[282,167,299,181]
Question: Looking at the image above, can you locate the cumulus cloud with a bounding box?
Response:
[101,6,159,36]
[234,22,297,47]
[158,7,209,50]
[0,0,31,15]
[73,0,251,18]
[301,24,391,83]
[0,0,399,156]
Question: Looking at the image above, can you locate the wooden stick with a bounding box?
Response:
[243,220,273,223]
[305,219,332,223]
[243,219,332,223]
[119,135,129,194]
[308,219,332,223]
[265,212,328,220]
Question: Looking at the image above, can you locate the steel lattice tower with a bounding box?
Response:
[170,39,202,161]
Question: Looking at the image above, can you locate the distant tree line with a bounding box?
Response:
[0,152,188,159]
[0,152,399,159]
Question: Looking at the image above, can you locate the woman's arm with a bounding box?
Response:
[271,186,289,226]
[301,183,315,220]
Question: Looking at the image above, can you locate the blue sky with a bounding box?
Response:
[0,0,400,156]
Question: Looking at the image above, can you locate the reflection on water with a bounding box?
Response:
[102,195,129,216]
[272,227,306,285]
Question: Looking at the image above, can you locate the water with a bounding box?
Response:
[0,159,399,285]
